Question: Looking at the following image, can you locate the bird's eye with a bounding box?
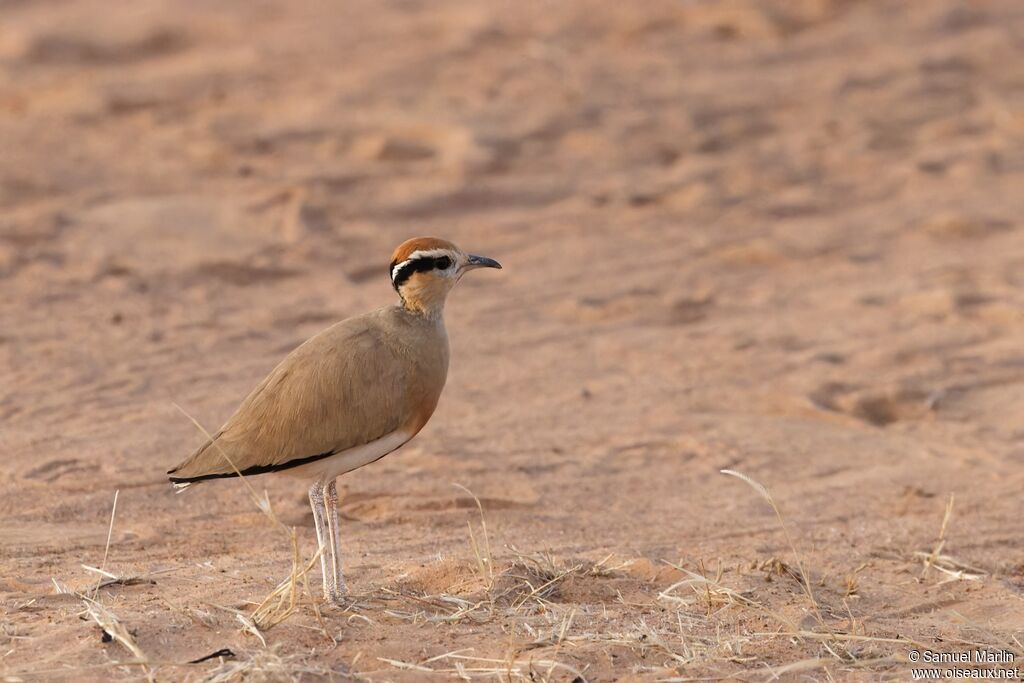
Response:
[434,256,452,270]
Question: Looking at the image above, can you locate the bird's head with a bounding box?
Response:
[389,237,501,316]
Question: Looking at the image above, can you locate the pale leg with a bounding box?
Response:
[324,478,347,601]
[307,481,332,602]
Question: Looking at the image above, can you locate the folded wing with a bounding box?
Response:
[168,319,409,482]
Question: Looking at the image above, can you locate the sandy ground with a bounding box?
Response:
[2,0,1024,680]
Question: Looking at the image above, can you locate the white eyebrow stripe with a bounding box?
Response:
[390,249,456,281]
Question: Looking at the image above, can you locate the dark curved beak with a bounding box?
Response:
[465,254,502,270]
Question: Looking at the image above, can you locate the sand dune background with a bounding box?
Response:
[2,0,1024,680]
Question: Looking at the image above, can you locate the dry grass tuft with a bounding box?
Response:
[720,469,823,624]
[455,483,495,590]
[494,549,583,609]
[249,531,324,632]
[81,596,149,666]
[658,559,798,635]
[367,650,588,682]
[177,405,334,640]
[65,491,153,678]
[378,587,494,625]
[916,493,986,583]
[713,470,918,675]
[200,645,341,683]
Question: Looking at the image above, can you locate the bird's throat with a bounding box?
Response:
[398,280,449,318]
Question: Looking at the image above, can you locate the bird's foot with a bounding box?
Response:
[325,581,348,606]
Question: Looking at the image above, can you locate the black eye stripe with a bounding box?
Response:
[391,254,453,290]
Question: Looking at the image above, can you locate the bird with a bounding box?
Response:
[167,237,501,603]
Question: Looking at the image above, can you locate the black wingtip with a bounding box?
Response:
[164,447,339,484]
[168,471,235,484]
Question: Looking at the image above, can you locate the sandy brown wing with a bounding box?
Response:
[168,319,410,481]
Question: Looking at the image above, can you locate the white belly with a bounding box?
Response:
[283,428,414,482]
